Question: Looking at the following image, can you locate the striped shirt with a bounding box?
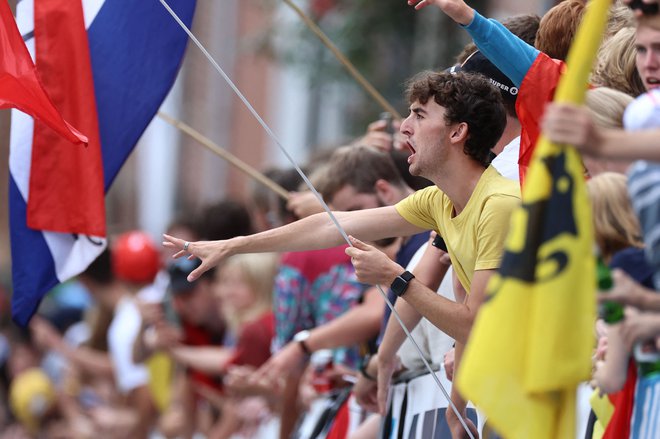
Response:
[626,89,660,289]
[625,89,660,438]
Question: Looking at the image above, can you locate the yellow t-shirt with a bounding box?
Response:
[395,166,520,292]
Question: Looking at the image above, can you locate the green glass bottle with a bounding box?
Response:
[597,256,624,324]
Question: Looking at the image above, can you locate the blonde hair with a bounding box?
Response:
[604,3,635,40]
[587,172,643,261]
[218,253,278,329]
[591,27,645,97]
[585,87,634,129]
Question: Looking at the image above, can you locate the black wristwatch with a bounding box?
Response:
[391,270,415,297]
[359,354,376,381]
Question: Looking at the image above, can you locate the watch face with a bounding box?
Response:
[294,330,310,342]
[391,276,407,296]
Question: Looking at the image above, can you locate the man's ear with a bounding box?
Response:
[450,122,469,144]
[374,179,394,204]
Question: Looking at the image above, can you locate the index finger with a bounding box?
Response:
[163,233,186,250]
[349,235,372,250]
[188,261,211,282]
[409,0,430,10]
[367,119,387,132]
[345,246,362,258]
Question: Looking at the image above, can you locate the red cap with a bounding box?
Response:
[112,231,160,284]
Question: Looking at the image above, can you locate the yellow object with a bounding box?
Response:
[147,352,174,412]
[9,368,56,433]
[590,389,615,439]
[457,0,611,437]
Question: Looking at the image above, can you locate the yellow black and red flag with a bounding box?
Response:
[456,0,612,437]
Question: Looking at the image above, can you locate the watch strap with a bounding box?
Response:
[391,270,415,297]
[359,354,376,381]
[298,338,311,356]
[400,271,415,282]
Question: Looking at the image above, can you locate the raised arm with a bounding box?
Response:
[409,0,539,86]
[164,206,424,281]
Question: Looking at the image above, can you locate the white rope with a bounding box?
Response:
[157,2,474,437]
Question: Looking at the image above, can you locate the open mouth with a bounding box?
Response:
[406,140,416,155]
[406,141,416,164]
[647,77,660,89]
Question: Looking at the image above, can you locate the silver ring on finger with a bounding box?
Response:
[183,241,190,252]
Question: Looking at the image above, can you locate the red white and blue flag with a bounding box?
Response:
[9,0,196,325]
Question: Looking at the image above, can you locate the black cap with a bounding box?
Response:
[167,258,202,295]
[451,51,518,105]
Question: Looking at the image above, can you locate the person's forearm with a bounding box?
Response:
[378,242,451,360]
[233,212,344,253]
[129,386,156,439]
[180,375,197,439]
[412,244,450,291]
[306,289,383,352]
[63,345,114,378]
[448,342,468,415]
[233,207,419,255]
[464,10,539,86]
[639,289,660,312]
[133,325,151,365]
[170,346,233,375]
[378,300,423,362]
[598,128,660,162]
[416,261,449,289]
[402,281,472,344]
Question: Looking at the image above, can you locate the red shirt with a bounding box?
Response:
[181,320,225,391]
[228,311,275,369]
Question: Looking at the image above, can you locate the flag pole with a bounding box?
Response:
[283,0,403,120]
[157,112,291,201]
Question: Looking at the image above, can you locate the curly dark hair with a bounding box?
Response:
[405,70,506,167]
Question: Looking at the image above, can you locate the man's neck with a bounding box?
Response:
[432,159,487,216]
[492,115,521,155]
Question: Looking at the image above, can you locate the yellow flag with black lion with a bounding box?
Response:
[456,0,613,437]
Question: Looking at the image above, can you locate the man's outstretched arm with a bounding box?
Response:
[164,206,425,281]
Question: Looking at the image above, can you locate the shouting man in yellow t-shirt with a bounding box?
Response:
[165,70,521,438]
